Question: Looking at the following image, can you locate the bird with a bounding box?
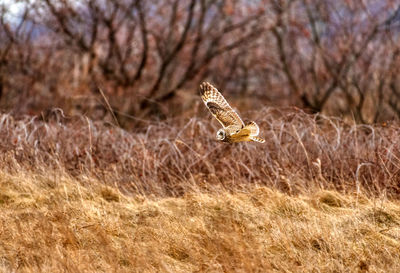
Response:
[199,82,265,143]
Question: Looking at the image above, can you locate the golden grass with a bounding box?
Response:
[1,170,400,273]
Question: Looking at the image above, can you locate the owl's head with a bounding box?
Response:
[216,129,226,141]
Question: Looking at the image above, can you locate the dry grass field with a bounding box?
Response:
[1,171,400,272]
[1,108,400,272]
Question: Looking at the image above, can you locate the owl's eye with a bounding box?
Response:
[236,130,240,134]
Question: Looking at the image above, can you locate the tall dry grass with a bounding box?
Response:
[0,108,399,198]
[1,109,400,272]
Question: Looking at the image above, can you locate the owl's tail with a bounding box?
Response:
[244,121,260,136]
[245,121,264,143]
[250,136,265,143]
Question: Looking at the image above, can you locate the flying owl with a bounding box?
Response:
[199,82,265,143]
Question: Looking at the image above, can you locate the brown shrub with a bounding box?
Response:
[0,108,399,198]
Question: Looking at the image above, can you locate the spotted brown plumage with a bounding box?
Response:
[200,82,244,129]
[199,82,265,143]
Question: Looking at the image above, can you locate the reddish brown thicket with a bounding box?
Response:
[1,109,399,197]
[1,0,267,124]
[1,0,400,125]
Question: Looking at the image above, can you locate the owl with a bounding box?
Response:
[199,82,265,143]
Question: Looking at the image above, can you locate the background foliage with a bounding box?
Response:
[1,0,400,126]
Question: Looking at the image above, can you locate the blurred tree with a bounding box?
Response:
[1,0,400,125]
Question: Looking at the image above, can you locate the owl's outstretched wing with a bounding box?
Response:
[199,82,244,128]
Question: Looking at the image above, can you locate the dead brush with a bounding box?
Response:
[0,107,399,198]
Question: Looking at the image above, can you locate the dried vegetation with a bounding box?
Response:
[0,109,400,272]
[1,108,399,197]
[1,171,400,272]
